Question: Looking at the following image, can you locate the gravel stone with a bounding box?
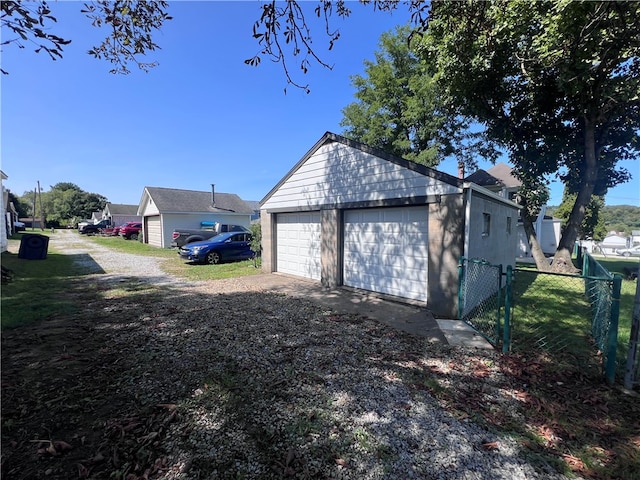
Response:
[39,231,578,480]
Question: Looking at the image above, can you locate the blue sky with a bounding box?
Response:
[2,1,638,207]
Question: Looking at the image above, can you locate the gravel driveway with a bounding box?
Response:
[2,231,577,480]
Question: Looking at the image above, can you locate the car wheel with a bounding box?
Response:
[623,252,631,257]
[206,251,221,265]
[130,233,139,241]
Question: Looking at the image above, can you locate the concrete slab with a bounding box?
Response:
[252,273,449,344]
[436,319,494,349]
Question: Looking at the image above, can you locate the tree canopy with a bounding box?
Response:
[425,0,639,270]
[1,0,171,75]
[340,25,498,169]
[553,191,607,241]
[18,183,108,228]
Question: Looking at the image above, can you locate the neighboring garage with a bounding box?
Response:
[136,186,253,248]
[145,216,162,248]
[260,132,520,318]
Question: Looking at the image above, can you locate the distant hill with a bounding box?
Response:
[547,204,640,235]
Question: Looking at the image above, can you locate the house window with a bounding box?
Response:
[482,213,491,237]
[506,216,512,234]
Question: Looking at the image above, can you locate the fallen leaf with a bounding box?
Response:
[482,441,499,451]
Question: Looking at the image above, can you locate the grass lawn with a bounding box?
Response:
[1,232,262,330]
[88,233,263,281]
[511,255,638,379]
[1,234,84,329]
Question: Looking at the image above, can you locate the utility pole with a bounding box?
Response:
[37,180,44,230]
[32,188,36,231]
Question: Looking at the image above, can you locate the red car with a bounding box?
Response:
[111,222,136,237]
[119,222,142,240]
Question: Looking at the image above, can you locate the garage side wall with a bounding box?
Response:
[261,211,274,273]
[465,190,519,269]
[427,195,464,318]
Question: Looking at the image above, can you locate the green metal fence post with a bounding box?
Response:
[458,258,465,320]
[605,274,622,385]
[503,265,513,353]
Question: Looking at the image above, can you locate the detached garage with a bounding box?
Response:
[260,132,520,318]
[137,186,254,248]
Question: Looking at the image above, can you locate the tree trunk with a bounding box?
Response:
[551,117,598,273]
[522,215,551,271]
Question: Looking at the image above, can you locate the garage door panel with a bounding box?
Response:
[343,206,428,301]
[276,212,321,280]
[146,216,161,247]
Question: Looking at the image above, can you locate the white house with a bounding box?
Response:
[102,203,141,227]
[1,171,8,253]
[260,132,520,318]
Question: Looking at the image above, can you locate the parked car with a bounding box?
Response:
[119,222,142,240]
[171,223,250,248]
[13,221,25,232]
[616,245,640,257]
[77,220,93,230]
[110,222,136,237]
[178,232,254,265]
[79,219,111,235]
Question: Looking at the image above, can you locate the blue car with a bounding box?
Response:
[178,232,254,265]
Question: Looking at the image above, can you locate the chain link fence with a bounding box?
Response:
[457,258,503,347]
[509,269,604,375]
[458,254,622,384]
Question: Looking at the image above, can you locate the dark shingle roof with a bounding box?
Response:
[464,169,502,187]
[465,163,522,189]
[487,163,521,188]
[244,200,260,211]
[107,203,139,215]
[145,187,254,214]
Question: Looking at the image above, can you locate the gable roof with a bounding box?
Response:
[244,200,261,211]
[106,203,139,215]
[261,131,463,205]
[143,187,253,214]
[465,163,521,189]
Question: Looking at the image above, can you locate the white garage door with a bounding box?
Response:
[276,212,321,280]
[146,216,162,247]
[343,206,428,301]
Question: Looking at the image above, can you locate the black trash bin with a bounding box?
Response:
[18,234,49,260]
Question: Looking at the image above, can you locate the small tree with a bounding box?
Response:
[249,222,262,268]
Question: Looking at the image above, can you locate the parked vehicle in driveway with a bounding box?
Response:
[178,232,254,264]
[119,222,142,240]
[171,223,250,248]
[616,245,640,257]
[109,222,137,237]
[79,219,111,235]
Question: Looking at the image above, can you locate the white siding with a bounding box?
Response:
[0,174,7,253]
[465,190,519,268]
[262,143,460,210]
[276,212,321,280]
[146,216,162,247]
[343,206,429,301]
